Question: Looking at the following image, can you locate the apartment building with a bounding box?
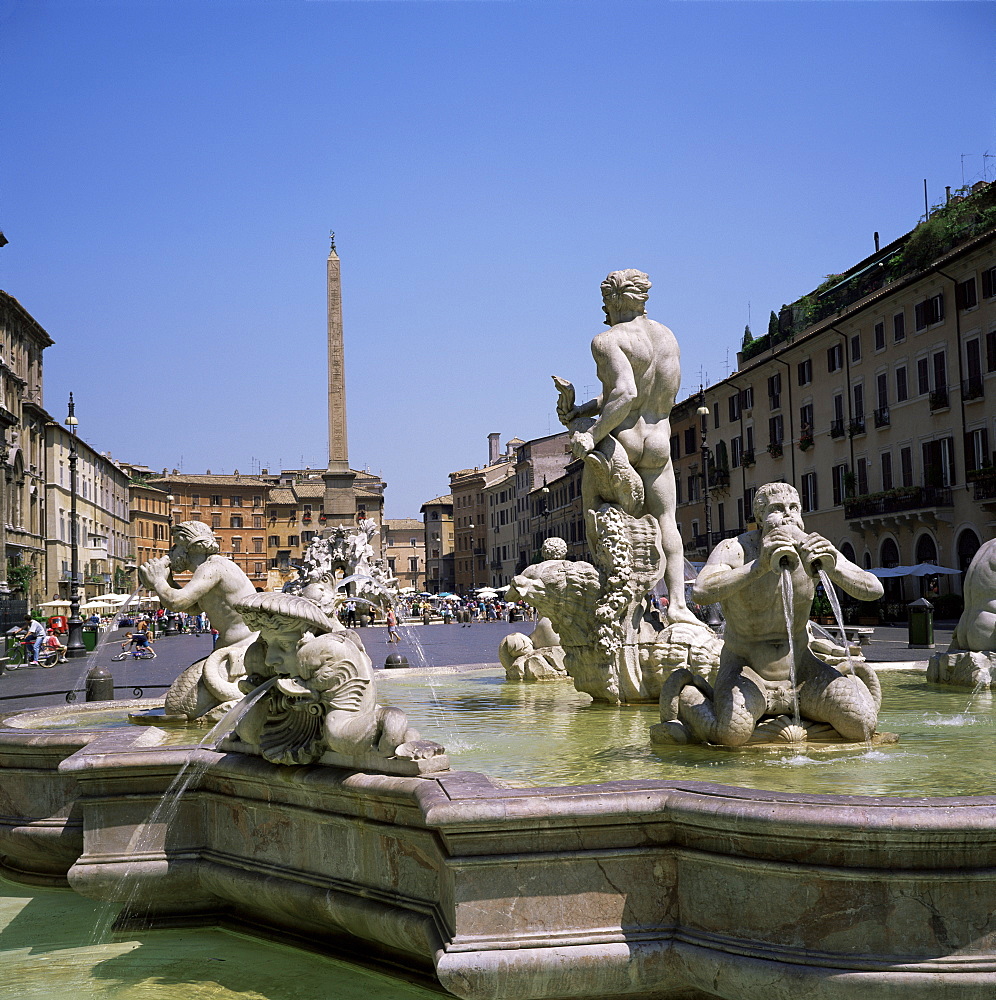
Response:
[382,518,424,592]
[672,181,996,609]
[128,481,172,576]
[420,494,454,594]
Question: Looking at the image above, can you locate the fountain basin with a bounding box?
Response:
[2,686,996,1000]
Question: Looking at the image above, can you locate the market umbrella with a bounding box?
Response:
[39,599,71,608]
[868,563,962,578]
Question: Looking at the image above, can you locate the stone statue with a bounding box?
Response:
[139,521,258,721]
[285,518,397,614]
[554,269,697,625]
[499,538,569,681]
[231,592,446,774]
[928,538,996,688]
[652,483,884,745]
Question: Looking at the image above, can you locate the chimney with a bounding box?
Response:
[488,432,501,465]
[874,231,880,252]
[945,186,951,204]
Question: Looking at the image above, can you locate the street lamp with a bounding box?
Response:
[468,521,476,592]
[65,394,86,659]
[696,398,713,549]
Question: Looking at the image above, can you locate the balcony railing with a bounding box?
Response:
[708,468,730,488]
[741,450,755,467]
[830,419,845,439]
[873,406,890,428]
[972,472,996,501]
[963,375,985,401]
[843,485,953,519]
[848,416,866,437]
[929,387,950,411]
[767,441,783,458]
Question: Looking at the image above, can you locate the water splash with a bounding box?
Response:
[816,567,855,678]
[779,564,801,727]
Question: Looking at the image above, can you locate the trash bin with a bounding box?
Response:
[82,624,98,652]
[908,597,934,649]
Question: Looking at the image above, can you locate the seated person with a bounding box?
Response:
[44,629,67,662]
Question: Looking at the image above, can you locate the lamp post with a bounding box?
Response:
[65,394,86,659]
[468,521,476,593]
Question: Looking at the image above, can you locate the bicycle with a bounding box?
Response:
[5,638,62,670]
[111,646,157,661]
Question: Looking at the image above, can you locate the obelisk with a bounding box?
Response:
[323,232,357,525]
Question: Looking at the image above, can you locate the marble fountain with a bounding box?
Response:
[3,271,996,1000]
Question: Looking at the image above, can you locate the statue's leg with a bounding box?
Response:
[798,652,877,741]
[642,465,699,625]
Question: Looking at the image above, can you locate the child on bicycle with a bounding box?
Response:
[44,629,67,663]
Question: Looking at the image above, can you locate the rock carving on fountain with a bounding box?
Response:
[139,521,258,722]
[499,538,569,681]
[284,517,398,615]
[506,270,719,704]
[651,483,886,746]
[928,537,996,688]
[229,592,447,775]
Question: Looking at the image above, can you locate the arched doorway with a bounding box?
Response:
[880,537,902,604]
[957,528,981,573]
[915,532,938,598]
[840,541,856,564]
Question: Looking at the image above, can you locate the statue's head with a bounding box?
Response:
[753,483,804,534]
[601,269,651,324]
[540,537,568,560]
[235,591,337,676]
[170,520,220,569]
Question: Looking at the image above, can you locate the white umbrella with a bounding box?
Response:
[868,563,962,578]
[39,599,71,608]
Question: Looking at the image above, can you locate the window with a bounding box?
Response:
[915,293,944,330]
[302,531,315,543]
[896,365,908,402]
[893,312,906,342]
[768,414,784,446]
[767,372,782,409]
[982,266,996,299]
[230,515,242,528]
[831,464,849,506]
[268,535,279,546]
[827,343,843,373]
[387,557,396,573]
[856,457,868,496]
[287,535,300,547]
[728,394,741,421]
[933,351,947,390]
[232,537,242,552]
[874,322,885,351]
[745,424,754,454]
[731,436,743,468]
[670,434,680,459]
[253,515,263,528]
[684,427,697,454]
[714,407,720,430]
[922,437,955,487]
[254,562,263,576]
[988,332,996,373]
[191,494,200,506]
[799,403,813,437]
[743,487,755,523]
[409,556,419,573]
[800,472,817,513]
[210,495,222,506]
[917,358,930,395]
[253,538,264,553]
[410,536,417,547]
[853,383,864,418]
[966,428,990,473]
[687,475,700,502]
[211,514,221,529]
[875,372,888,411]
[850,334,862,362]
[675,477,682,504]
[956,277,977,310]
[797,358,812,386]
[253,495,262,507]
[881,452,893,491]
[740,386,754,410]
[230,496,242,507]
[901,446,914,487]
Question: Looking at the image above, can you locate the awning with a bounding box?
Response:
[868,563,962,578]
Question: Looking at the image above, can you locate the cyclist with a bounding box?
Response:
[131,624,152,655]
[18,617,45,665]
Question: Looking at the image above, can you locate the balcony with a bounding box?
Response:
[873,406,890,428]
[708,468,730,488]
[963,375,985,401]
[970,470,996,501]
[767,441,783,459]
[830,419,845,439]
[843,486,953,519]
[741,450,755,467]
[848,416,866,437]
[929,387,950,411]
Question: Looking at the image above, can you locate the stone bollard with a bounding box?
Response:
[384,654,410,669]
[85,663,114,701]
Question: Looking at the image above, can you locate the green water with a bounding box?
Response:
[8,709,208,748]
[378,668,995,797]
[0,876,442,1000]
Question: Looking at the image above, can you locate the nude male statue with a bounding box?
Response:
[139,521,259,720]
[655,483,883,745]
[557,269,697,624]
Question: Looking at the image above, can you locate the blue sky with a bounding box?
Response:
[2,0,993,517]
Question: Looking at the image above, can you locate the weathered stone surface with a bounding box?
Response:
[928,649,996,688]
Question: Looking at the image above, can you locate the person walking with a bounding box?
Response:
[385,607,401,644]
